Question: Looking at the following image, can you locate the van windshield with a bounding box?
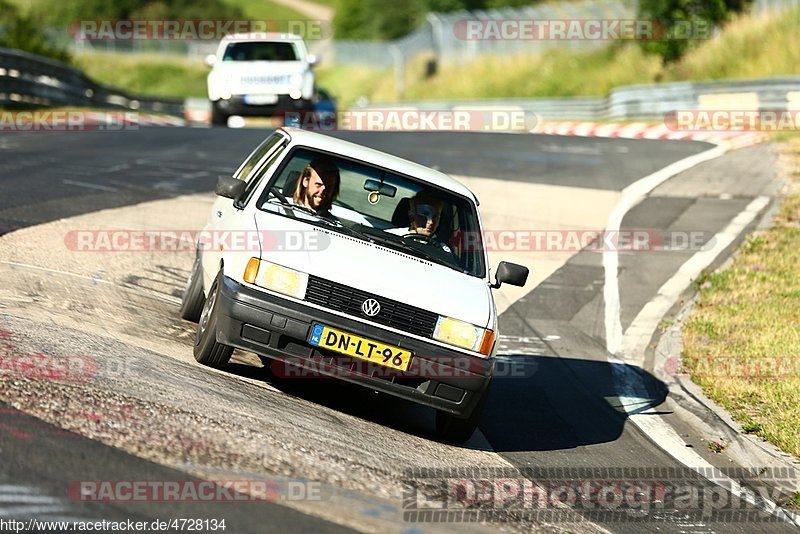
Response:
[257,147,486,278]
[222,42,299,61]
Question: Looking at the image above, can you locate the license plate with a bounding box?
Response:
[244,94,278,105]
[308,323,412,371]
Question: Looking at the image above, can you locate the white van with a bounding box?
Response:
[206,33,316,126]
[180,128,528,442]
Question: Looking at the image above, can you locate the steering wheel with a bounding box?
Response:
[402,232,432,243]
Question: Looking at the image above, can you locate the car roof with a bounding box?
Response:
[221,32,304,42]
[278,128,479,203]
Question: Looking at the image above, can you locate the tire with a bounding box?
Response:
[193,273,233,369]
[179,253,205,323]
[435,387,489,443]
[210,102,228,127]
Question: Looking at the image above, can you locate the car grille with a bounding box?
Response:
[304,276,438,338]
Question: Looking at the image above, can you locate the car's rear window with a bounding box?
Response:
[222,42,298,61]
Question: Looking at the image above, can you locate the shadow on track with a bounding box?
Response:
[220,350,668,452]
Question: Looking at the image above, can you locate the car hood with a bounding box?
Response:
[253,211,492,328]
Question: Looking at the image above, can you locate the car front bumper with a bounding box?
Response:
[214,95,312,117]
[214,275,492,417]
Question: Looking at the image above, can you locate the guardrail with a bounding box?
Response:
[357,76,800,121]
[0,47,183,115]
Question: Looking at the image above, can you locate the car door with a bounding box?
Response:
[202,131,289,287]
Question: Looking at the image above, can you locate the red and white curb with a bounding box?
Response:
[532,121,766,150]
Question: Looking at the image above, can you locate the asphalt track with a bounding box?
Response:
[0,127,791,532]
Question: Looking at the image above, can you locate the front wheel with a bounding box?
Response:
[193,273,233,369]
[179,253,205,322]
[435,388,489,443]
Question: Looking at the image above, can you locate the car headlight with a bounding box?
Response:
[244,258,308,299]
[433,316,495,356]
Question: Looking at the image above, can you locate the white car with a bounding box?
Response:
[206,33,316,126]
[180,128,528,442]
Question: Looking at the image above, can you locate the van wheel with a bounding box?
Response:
[193,273,233,369]
[179,253,205,323]
[435,389,488,443]
[211,103,228,127]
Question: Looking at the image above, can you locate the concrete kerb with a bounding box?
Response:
[642,187,800,507]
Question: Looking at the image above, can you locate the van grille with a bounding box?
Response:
[304,276,438,338]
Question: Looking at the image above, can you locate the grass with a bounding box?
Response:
[308,6,800,107]
[681,137,800,460]
[222,0,308,24]
[73,52,209,98]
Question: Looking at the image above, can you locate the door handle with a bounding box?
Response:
[216,211,222,218]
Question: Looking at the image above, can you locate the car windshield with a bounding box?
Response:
[257,147,486,278]
[222,42,299,61]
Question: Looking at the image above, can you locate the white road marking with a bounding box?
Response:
[603,145,726,355]
[609,194,800,526]
[61,179,119,193]
[620,196,770,359]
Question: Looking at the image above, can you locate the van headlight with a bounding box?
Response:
[433,316,495,356]
[244,258,308,299]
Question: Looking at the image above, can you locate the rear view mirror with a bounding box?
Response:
[491,261,529,288]
[215,175,246,199]
[364,179,397,197]
[205,54,216,68]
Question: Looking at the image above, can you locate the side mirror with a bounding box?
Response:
[306,54,319,66]
[491,261,529,289]
[205,54,217,68]
[215,175,246,199]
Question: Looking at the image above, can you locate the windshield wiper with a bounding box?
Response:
[363,231,442,264]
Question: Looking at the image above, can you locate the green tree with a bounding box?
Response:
[0,0,72,62]
[638,0,751,63]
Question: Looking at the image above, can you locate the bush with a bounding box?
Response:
[0,0,72,62]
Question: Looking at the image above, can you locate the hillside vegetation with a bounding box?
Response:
[67,6,800,107]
